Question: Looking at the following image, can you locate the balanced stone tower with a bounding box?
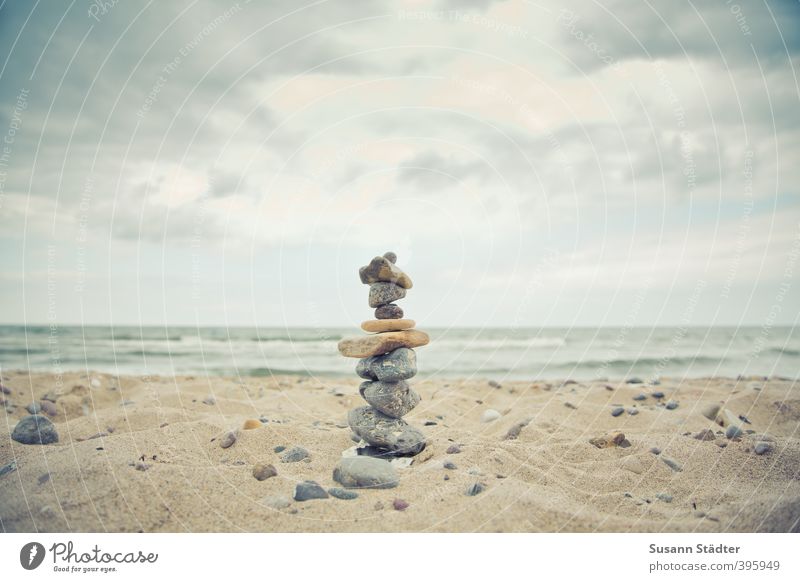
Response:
[337,252,429,456]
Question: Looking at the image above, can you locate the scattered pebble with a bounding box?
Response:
[293,480,329,501]
[134,461,150,471]
[39,401,57,416]
[627,408,639,415]
[243,419,261,430]
[423,420,437,426]
[651,391,665,399]
[393,499,409,511]
[0,460,17,478]
[626,377,644,384]
[481,409,501,423]
[219,430,237,449]
[754,442,773,455]
[694,510,706,519]
[665,400,678,410]
[564,402,577,409]
[503,419,531,440]
[694,429,716,441]
[650,447,661,455]
[661,457,683,472]
[716,441,728,448]
[632,394,646,401]
[11,415,59,445]
[202,396,216,405]
[26,402,42,414]
[37,473,50,485]
[611,407,625,417]
[281,447,310,463]
[273,445,286,453]
[443,461,457,470]
[725,425,743,439]
[262,495,291,509]
[0,385,10,395]
[252,463,278,481]
[589,431,627,449]
[488,380,501,389]
[332,457,398,489]
[656,492,673,503]
[328,487,358,500]
[446,444,461,454]
[465,482,486,496]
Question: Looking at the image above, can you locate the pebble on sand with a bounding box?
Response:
[26,402,42,414]
[332,457,399,489]
[446,444,461,454]
[253,463,278,481]
[725,425,743,439]
[393,499,409,511]
[611,407,625,417]
[262,495,291,509]
[481,409,501,423]
[626,377,644,384]
[754,442,773,455]
[465,482,486,496]
[443,461,457,470]
[661,457,683,472]
[281,447,310,463]
[694,428,716,441]
[11,415,59,445]
[243,419,261,430]
[328,487,358,500]
[665,400,679,410]
[632,394,646,401]
[219,430,237,449]
[650,447,661,455]
[40,400,57,416]
[656,492,673,503]
[293,481,329,501]
[589,431,627,449]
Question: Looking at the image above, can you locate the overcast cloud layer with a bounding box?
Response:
[0,0,798,327]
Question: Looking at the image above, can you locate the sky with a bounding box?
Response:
[0,0,798,328]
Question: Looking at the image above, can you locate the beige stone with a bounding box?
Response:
[338,330,429,358]
[359,256,413,289]
[361,319,415,333]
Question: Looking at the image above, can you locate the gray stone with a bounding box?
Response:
[356,348,418,382]
[446,444,461,454]
[368,282,406,308]
[650,447,661,455]
[726,425,743,439]
[328,487,359,500]
[651,391,665,399]
[627,408,639,415]
[383,251,397,264]
[656,492,673,503]
[273,445,286,453]
[633,394,646,401]
[261,494,291,509]
[348,406,426,455]
[293,480,329,501]
[393,499,409,511]
[443,461,457,470]
[332,456,399,489]
[26,402,42,414]
[754,442,773,455]
[611,407,625,417]
[661,457,682,472]
[40,401,57,416]
[11,415,59,445]
[219,430,237,449]
[465,482,486,496]
[0,460,17,478]
[665,400,678,410]
[281,446,310,463]
[359,380,420,418]
[626,377,644,384]
[375,304,403,319]
[359,255,413,288]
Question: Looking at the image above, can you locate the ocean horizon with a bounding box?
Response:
[1,324,797,381]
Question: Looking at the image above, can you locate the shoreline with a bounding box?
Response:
[1,371,798,532]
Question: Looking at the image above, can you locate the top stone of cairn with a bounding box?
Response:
[359,252,413,289]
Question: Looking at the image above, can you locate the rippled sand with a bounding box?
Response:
[1,371,798,532]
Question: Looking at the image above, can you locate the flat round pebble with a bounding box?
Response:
[446,445,461,454]
[332,457,399,489]
[611,407,625,417]
[281,446,310,463]
[443,461,457,470]
[650,447,661,455]
[26,402,42,414]
[273,445,286,453]
[481,409,501,423]
[665,400,678,410]
[219,430,237,449]
[393,499,409,511]
[726,425,743,439]
[632,394,646,401]
[754,442,773,455]
[651,391,665,399]
[243,419,261,430]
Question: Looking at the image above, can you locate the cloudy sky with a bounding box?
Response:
[0,0,798,328]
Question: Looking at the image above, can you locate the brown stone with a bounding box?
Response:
[359,256,413,289]
[361,319,415,333]
[338,330,430,358]
[243,419,261,430]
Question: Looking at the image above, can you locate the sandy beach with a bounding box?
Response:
[1,371,798,533]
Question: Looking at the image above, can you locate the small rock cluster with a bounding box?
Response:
[338,252,429,456]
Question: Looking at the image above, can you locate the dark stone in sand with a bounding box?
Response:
[273,445,286,453]
[626,377,644,384]
[393,499,409,511]
[443,461,457,470]
[359,380,420,418]
[0,460,17,478]
[348,406,426,455]
[466,482,486,496]
[665,400,678,410]
[40,400,57,416]
[754,442,773,455]
[328,487,359,500]
[219,430,237,449]
[488,380,501,388]
[694,429,716,441]
[12,415,59,445]
[281,446,310,463]
[611,407,625,417]
[446,444,461,454]
[26,402,42,414]
[293,481,329,501]
[661,457,682,472]
[333,457,399,489]
[375,304,404,319]
[356,347,418,382]
[651,391,665,399]
[253,463,278,481]
[633,394,646,401]
[368,282,406,308]
[726,425,743,439]
[656,492,673,503]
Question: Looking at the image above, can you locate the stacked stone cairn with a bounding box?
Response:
[337,252,429,457]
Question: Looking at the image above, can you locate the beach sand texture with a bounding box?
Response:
[1,371,799,532]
